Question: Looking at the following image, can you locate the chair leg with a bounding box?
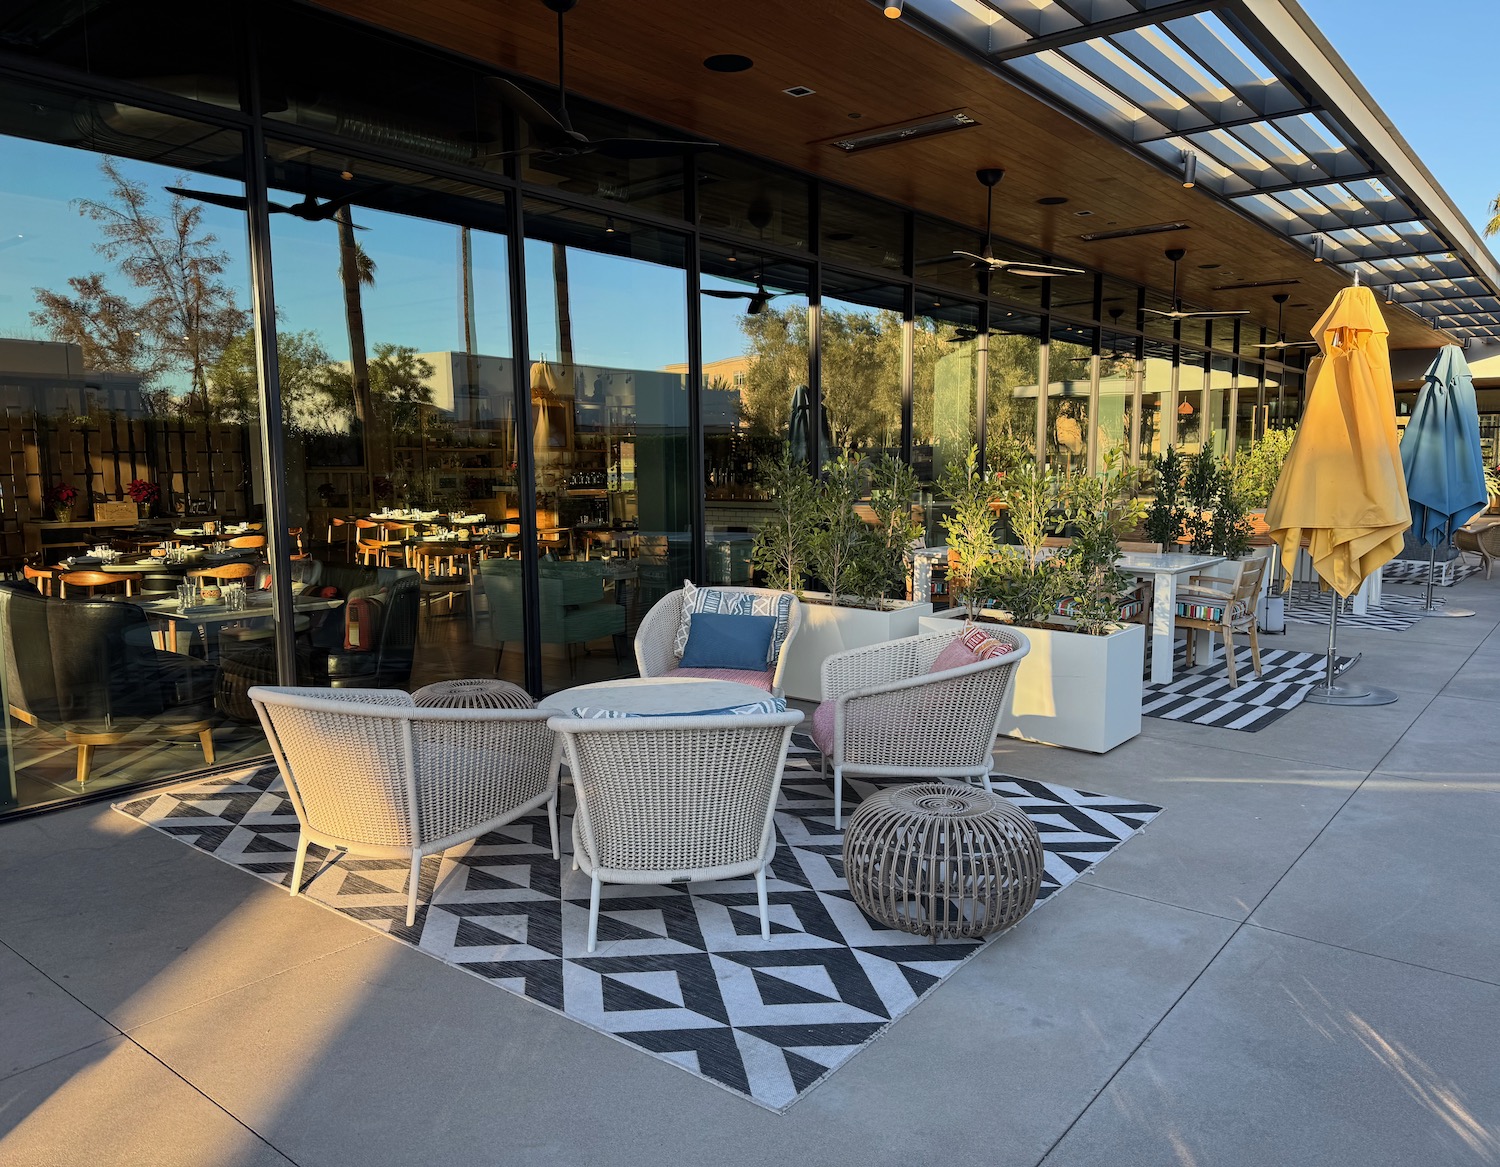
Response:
[547,794,560,860]
[1247,622,1263,677]
[290,834,309,897]
[75,744,94,785]
[405,853,422,927]
[755,866,770,941]
[833,765,844,830]
[587,872,602,953]
[1183,629,1195,669]
[494,645,504,675]
[198,727,215,766]
[1223,627,1239,688]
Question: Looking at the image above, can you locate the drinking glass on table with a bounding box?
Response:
[177,583,197,610]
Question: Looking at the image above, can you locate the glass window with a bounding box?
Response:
[913,214,985,299]
[987,311,1043,466]
[820,275,906,460]
[0,86,261,813]
[1045,321,1094,474]
[1139,339,1174,463]
[1097,330,1138,465]
[524,200,690,692]
[1235,360,1263,455]
[1208,355,1235,459]
[821,187,906,274]
[699,244,811,581]
[914,297,981,543]
[1175,350,1208,455]
[696,152,810,252]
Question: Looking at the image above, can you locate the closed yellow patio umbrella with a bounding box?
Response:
[1264,284,1409,705]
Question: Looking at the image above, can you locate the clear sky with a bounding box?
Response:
[1298,0,1497,254]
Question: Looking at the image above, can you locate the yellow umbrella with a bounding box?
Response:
[1265,285,1410,598]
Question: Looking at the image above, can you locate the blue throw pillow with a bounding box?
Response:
[678,611,776,672]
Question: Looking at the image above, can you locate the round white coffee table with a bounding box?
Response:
[538,676,773,717]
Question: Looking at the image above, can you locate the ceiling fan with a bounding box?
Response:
[1252,292,1319,351]
[948,326,979,343]
[1143,249,1248,320]
[166,186,378,227]
[951,169,1085,279]
[703,270,791,316]
[488,0,717,160]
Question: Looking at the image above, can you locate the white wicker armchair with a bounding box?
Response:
[249,686,559,926]
[816,628,1030,828]
[634,587,802,696]
[547,710,803,951]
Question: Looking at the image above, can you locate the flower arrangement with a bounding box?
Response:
[125,478,160,506]
[45,481,79,521]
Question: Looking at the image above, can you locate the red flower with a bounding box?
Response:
[125,478,160,504]
[45,482,79,506]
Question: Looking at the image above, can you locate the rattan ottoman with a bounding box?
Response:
[411,678,535,709]
[842,783,1043,941]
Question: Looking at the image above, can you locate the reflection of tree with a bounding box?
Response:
[30,160,247,412]
[987,330,1041,465]
[208,328,350,433]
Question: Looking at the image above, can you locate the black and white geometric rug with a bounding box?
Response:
[1283,587,1441,632]
[1381,558,1482,587]
[114,739,1159,1112]
[1143,647,1355,731]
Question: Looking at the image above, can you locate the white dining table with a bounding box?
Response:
[1116,552,1226,684]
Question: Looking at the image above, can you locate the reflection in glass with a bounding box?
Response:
[1046,322,1093,473]
[696,152,810,252]
[699,246,811,582]
[914,299,980,542]
[1208,355,1234,459]
[524,206,689,691]
[820,279,906,459]
[1235,360,1263,455]
[822,188,906,274]
[1096,330,1138,465]
[987,313,1042,466]
[1140,344,1173,463]
[1176,350,1207,455]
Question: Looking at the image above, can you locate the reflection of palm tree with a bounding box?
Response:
[335,206,378,506]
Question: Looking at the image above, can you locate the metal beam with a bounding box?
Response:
[990,0,1222,62]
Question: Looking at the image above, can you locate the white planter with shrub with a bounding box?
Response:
[782,595,934,701]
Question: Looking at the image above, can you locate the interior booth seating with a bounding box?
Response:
[0,581,217,783]
[478,557,626,676]
[214,561,420,721]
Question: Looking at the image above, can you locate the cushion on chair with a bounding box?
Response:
[661,666,775,691]
[1174,593,1250,623]
[673,581,794,666]
[929,626,1014,674]
[1054,595,1146,621]
[811,699,835,755]
[678,612,776,671]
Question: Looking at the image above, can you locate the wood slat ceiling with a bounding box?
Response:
[315,0,1446,350]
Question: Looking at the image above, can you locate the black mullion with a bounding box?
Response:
[506,201,543,696]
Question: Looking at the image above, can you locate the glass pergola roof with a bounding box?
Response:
[901,0,1500,342]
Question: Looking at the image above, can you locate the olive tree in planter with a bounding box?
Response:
[1143,444,1186,550]
[937,446,1005,621]
[759,450,935,701]
[921,456,1148,752]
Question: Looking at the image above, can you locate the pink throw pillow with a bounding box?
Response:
[958,625,1014,660]
[929,636,984,674]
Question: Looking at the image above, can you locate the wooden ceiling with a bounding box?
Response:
[316,0,1446,350]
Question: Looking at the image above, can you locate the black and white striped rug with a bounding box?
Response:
[1283,587,1441,632]
[1143,647,1353,731]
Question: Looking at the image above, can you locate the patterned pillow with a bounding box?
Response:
[957,625,1014,660]
[673,581,794,667]
[569,696,786,718]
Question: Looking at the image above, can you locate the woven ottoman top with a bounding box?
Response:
[411,678,535,709]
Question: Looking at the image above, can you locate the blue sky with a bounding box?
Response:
[1,3,1492,379]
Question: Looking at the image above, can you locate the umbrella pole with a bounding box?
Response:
[1305,585,1399,706]
[1421,542,1475,617]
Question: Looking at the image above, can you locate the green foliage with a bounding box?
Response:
[850,456,924,605]
[1143,445,1185,548]
[937,446,1004,620]
[751,445,817,592]
[1232,426,1297,508]
[1059,452,1149,635]
[975,460,1073,628]
[808,453,871,607]
[1181,449,1254,559]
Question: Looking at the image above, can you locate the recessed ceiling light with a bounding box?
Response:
[847,112,862,120]
[826,230,855,242]
[1074,210,1094,217]
[783,85,816,98]
[1038,196,1068,206]
[1197,263,1221,269]
[704,54,753,72]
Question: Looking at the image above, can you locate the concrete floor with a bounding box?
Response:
[3,575,1499,1166]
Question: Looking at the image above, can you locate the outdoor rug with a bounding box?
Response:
[114,738,1159,1112]
[1381,558,1482,587]
[1143,646,1354,731]
[1283,586,1441,632]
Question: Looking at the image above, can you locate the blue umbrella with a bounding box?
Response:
[1399,345,1486,614]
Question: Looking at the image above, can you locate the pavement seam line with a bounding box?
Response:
[0,936,302,1166]
[1239,921,1500,989]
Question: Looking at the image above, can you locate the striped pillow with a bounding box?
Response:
[674,582,794,667]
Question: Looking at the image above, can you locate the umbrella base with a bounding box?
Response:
[1420,607,1475,618]
[1305,682,1399,706]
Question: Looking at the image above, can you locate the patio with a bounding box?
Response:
[3,575,1498,1166]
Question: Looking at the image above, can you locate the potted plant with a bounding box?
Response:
[45,481,80,523]
[920,454,1147,752]
[126,478,160,518]
[757,447,935,701]
[1143,445,1185,550]
[936,446,1005,623]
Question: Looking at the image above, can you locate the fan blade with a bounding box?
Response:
[590,136,718,159]
[994,260,1086,278]
[951,250,992,266]
[485,76,576,139]
[703,289,752,300]
[298,183,392,221]
[166,187,250,211]
[1181,310,1249,318]
[1141,308,1178,317]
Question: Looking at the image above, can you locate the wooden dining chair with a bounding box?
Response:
[23,565,56,595]
[228,534,267,550]
[188,561,257,585]
[327,516,357,560]
[1176,556,1267,688]
[59,570,142,598]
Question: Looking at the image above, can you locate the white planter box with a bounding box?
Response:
[919,612,1144,753]
[782,594,934,701]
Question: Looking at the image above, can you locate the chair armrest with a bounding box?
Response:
[821,636,927,699]
[634,591,684,678]
[1183,574,1233,597]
